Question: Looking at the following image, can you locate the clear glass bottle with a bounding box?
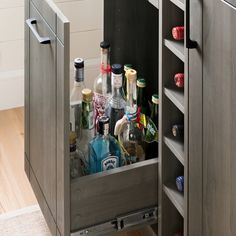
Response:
[137,78,151,128]
[88,116,122,174]
[145,94,159,159]
[105,64,126,136]
[93,41,112,123]
[70,58,85,138]
[123,64,133,97]
[114,69,145,164]
[70,131,82,179]
[78,88,95,175]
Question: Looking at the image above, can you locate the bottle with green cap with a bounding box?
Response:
[145,94,159,159]
[137,78,151,128]
[123,64,133,97]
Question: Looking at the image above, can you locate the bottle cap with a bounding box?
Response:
[82,88,93,102]
[98,116,110,135]
[100,41,110,49]
[137,78,146,88]
[152,94,159,104]
[126,69,137,82]
[69,131,77,145]
[74,58,84,69]
[112,64,123,74]
[124,64,133,71]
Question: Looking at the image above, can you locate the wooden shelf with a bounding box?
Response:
[170,0,185,11]
[163,183,184,217]
[164,39,185,62]
[164,135,184,165]
[164,87,184,113]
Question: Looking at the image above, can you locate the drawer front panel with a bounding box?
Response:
[70,159,158,231]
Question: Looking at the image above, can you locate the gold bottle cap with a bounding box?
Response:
[82,88,93,102]
[126,69,137,82]
[137,78,146,88]
[152,94,159,105]
[69,131,77,145]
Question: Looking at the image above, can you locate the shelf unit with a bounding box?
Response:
[159,0,187,235]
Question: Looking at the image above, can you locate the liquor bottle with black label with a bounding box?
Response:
[88,116,122,174]
[105,64,126,136]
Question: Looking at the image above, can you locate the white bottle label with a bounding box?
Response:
[102,156,119,171]
[112,74,123,88]
[94,92,108,118]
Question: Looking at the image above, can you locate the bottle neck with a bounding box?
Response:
[126,79,137,114]
[112,73,124,97]
[100,48,110,74]
[74,67,84,83]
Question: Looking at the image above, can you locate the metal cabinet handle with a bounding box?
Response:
[26,18,50,44]
[186,0,197,49]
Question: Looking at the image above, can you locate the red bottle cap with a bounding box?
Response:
[174,73,184,88]
[172,26,184,40]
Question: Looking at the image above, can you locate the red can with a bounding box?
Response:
[174,73,184,88]
[172,26,184,40]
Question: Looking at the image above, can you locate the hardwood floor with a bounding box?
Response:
[0,108,155,236]
[0,108,37,214]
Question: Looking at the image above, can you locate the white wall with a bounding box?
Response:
[0,1,24,110]
[0,0,103,110]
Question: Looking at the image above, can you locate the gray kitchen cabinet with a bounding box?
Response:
[24,0,159,236]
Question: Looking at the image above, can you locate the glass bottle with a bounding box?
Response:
[123,64,133,97]
[93,41,112,123]
[137,78,151,128]
[105,64,126,136]
[114,69,145,164]
[77,88,95,175]
[70,131,82,179]
[70,58,85,138]
[145,94,159,159]
[88,116,122,174]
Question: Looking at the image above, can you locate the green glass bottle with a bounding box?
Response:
[137,78,151,128]
[123,64,133,97]
[145,94,159,159]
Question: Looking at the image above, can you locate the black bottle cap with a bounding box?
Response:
[74,58,84,69]
[112,64,123,74]
[98,116,110,135]
[100,41,110,49]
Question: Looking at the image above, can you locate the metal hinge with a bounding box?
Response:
[71,207,158,236]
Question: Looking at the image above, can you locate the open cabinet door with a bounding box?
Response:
[24,0,70,235]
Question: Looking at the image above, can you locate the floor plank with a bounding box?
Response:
[0,108,37,213]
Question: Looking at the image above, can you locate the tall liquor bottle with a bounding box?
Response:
[115,69,145,164]
[88,116,122,174]
[70,58,85,138]
[77,88,95,174]
[123,64,133,97]
[93,41,112,123]
[145,94,159,159]
[137,78,151,128]
[105,64,126,136]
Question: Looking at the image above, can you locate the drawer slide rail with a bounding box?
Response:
[71,207,158,236]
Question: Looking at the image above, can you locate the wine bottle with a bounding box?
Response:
[172,26,184,40]
[172,124,184,138]
[174,73,184,88]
